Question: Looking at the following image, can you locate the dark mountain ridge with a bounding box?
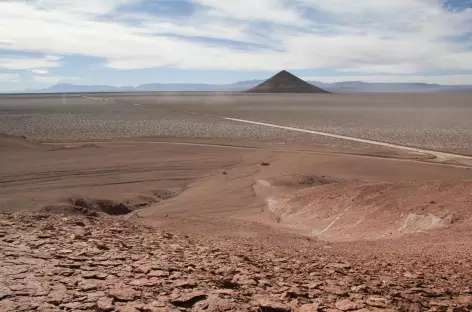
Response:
[245,70,329,93]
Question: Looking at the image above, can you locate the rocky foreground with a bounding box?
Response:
[1,213,472,312]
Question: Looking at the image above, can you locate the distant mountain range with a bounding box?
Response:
[10,80,472,94]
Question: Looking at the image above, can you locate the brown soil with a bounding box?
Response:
[2,135,472,311]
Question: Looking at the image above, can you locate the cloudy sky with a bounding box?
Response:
[1,0,472,91]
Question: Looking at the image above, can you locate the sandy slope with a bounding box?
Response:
[2,134,472,238]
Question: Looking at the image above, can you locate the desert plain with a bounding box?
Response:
[1,92,472,312]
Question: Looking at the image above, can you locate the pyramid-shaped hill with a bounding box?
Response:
[246,70,329,93]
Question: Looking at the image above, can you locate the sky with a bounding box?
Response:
[1,0,472,91]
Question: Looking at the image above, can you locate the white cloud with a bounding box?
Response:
[138,20,259,44]
[33,75,80,84]
[33,0,139,15]
[300,0,435,15]
[0,73,19,82]
[29,69,49,74]
[0,55,61,70]
[303,74,472,85]
[193,0,302,25]
[0,0,471,77]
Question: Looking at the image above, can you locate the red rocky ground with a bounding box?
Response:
[1,213,472,312]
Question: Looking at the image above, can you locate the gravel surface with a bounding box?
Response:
[0,95,357,148]
[111,93,472,154]
[1,93,472,154]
